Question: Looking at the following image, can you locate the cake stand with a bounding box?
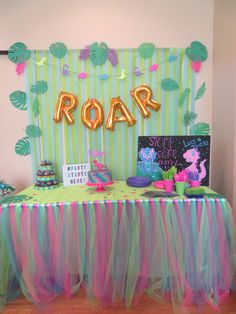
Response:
[87,181,113,192]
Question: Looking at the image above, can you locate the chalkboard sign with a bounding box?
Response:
[137,136,210,185]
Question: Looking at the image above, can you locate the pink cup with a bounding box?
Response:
[190,180,201,187]
[164,180,174,193]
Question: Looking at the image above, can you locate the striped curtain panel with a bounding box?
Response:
[25,48,195,181]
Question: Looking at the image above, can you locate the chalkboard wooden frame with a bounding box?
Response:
[137,136,211,186]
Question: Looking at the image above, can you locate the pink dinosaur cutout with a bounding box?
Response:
[183,148,206,180]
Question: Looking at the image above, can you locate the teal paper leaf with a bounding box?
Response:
[30,80,48,95]
[186,41,208,62]
[184,111,198,126]
[195,82,206,100]
[138,43,156,59]
[26,125,41,138]
[194,122,210,135]
[33,97,40,117]
[49,42,68,58]
[89,42,108,66]
[15,137,30,156]
[178,88,190,107]
[0,195,33,205]
[9,90,27,110]
[8,42,31,64]
[161,78,179,91]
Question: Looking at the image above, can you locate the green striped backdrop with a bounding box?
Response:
[25,48,195,181]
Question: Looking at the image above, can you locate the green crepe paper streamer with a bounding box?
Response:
[194,122,210,135]
[49,42,68,59]
[25,125,41,138]
[15,137,30,156]
[89,42,108,66]
[178,88,190,107]
[137,43,156,59]
[195,82,206,100]
[186,41,208,62]
[0,195,33,204]
[183,111,198,127]
[30,80,48,95]
[32,97,40,117]
[8,42,31,64]
[161,78,179,91]
[9,90,27,110]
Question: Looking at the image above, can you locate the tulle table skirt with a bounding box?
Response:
[0,183,235,311]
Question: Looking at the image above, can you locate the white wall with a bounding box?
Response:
[0,0,213,192]
[212,0,236,207]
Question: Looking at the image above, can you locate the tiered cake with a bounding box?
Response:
[87,160,113,190]
[35,160,59,190]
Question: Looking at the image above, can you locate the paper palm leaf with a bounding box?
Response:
[107,49,118,66]
[26,125,41,138]
[49,42,68,58]
[89,42,108,66]
[30,80,48,94]
[138,43,155,59]
[194,122,210,135]
[186,41,208,62]
[184,111,198,126]
[195,82,206,100]
[33,97,40,117]
[178,88,190,107]
[9,90,27,110]
[15,137,30,156]
[8,42,31,64]
[161,79,179,91]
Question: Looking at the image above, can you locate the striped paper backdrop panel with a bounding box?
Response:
[25,48,195,181]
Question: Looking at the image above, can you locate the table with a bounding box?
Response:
[0,181,235,311]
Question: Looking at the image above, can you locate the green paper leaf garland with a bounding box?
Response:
[184,111,198,127]
[30,80,48,95]
[194,122,210,135]
[9,90,27,110]
[15,137,30,156]
[161,78,179,91]
[26,125,41,138]
[186,41,208,62]
[49,42,68,59]
[195,82,206,100]
[138,43,156,59]
[178,88,190,107]
[89,42,108,66]
[32,97,40,117]
[0,194,33,205]
[8,42,31,64]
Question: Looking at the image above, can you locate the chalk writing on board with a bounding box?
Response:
[137,136,210,185]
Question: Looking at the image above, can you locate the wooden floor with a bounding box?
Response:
[2,291,236,314]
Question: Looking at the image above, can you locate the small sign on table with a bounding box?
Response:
[62,163,91,186]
